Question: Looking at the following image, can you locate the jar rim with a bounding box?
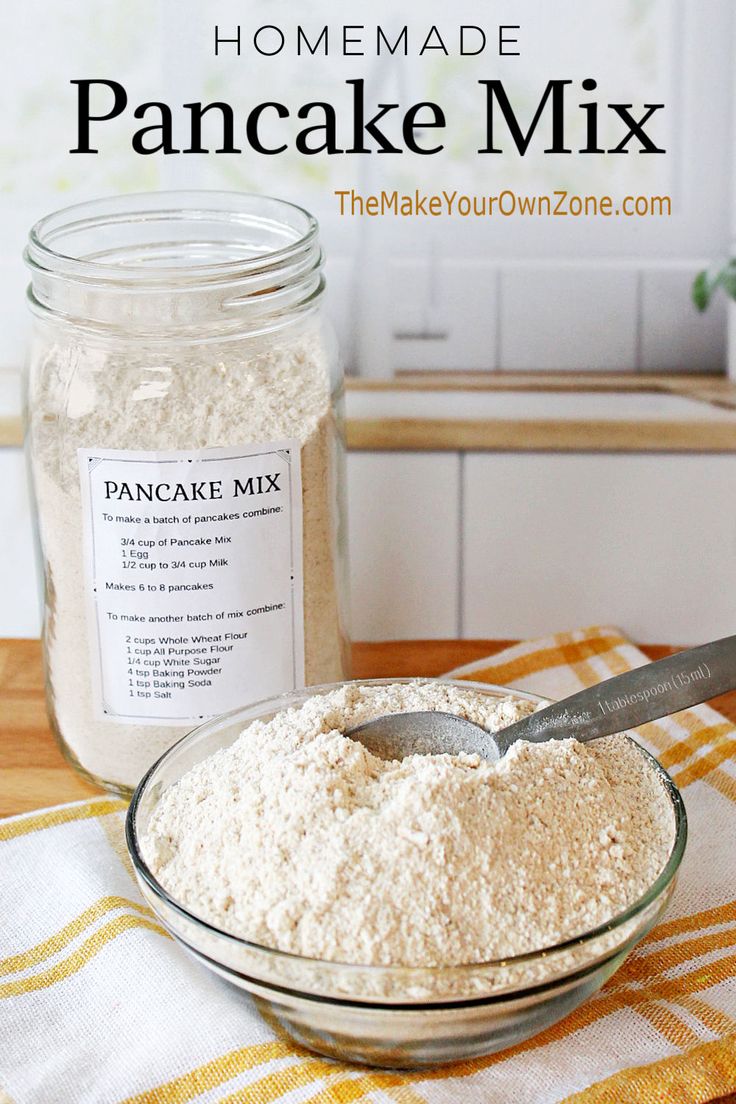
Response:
[25,190,320,290]
[25,191,326,336]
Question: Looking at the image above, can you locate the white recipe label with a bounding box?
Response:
[78,442,304,724]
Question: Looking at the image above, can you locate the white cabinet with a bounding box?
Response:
[3,444,735,645]
[347,452,461,640]
[463,453,736,644]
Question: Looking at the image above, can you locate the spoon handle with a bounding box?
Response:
[494,634,736,755]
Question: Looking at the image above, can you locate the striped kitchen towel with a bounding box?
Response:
[1,625,736,1103]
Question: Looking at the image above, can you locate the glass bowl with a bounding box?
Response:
[125,678,687,1069]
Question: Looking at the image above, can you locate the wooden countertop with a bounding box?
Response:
[5,373,736,452]
[3,636,736,820]
[347,374,736,452]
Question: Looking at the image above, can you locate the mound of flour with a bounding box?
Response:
[141,681,676,968]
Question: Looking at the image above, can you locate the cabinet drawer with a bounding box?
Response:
[463,453,736,643]
[348,452,461,640]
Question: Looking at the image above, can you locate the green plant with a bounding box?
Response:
[693,259,736,311]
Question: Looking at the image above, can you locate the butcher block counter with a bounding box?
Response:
[3,636,736,819]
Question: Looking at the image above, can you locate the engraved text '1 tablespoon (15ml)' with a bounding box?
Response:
[346,634,736,762]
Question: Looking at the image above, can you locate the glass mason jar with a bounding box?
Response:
[25,191,350,795]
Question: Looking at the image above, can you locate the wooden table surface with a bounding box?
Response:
[3,636,736,820]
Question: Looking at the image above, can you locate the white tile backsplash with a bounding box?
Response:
[389,260,498,372]
[0,450,40,636]
[347,258,727,377]
[0,249,729,377]
[389,260,429,341]
[324,256,356,371]
[500,268,639,372]
[344,258,728,377]
[641,268,727,373]
[0,260,31,371]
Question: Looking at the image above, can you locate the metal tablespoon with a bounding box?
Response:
[347,634,736,762]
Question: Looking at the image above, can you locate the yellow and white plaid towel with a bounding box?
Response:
[2,626,736,1104]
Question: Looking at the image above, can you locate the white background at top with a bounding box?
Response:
[0,0,734,373]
